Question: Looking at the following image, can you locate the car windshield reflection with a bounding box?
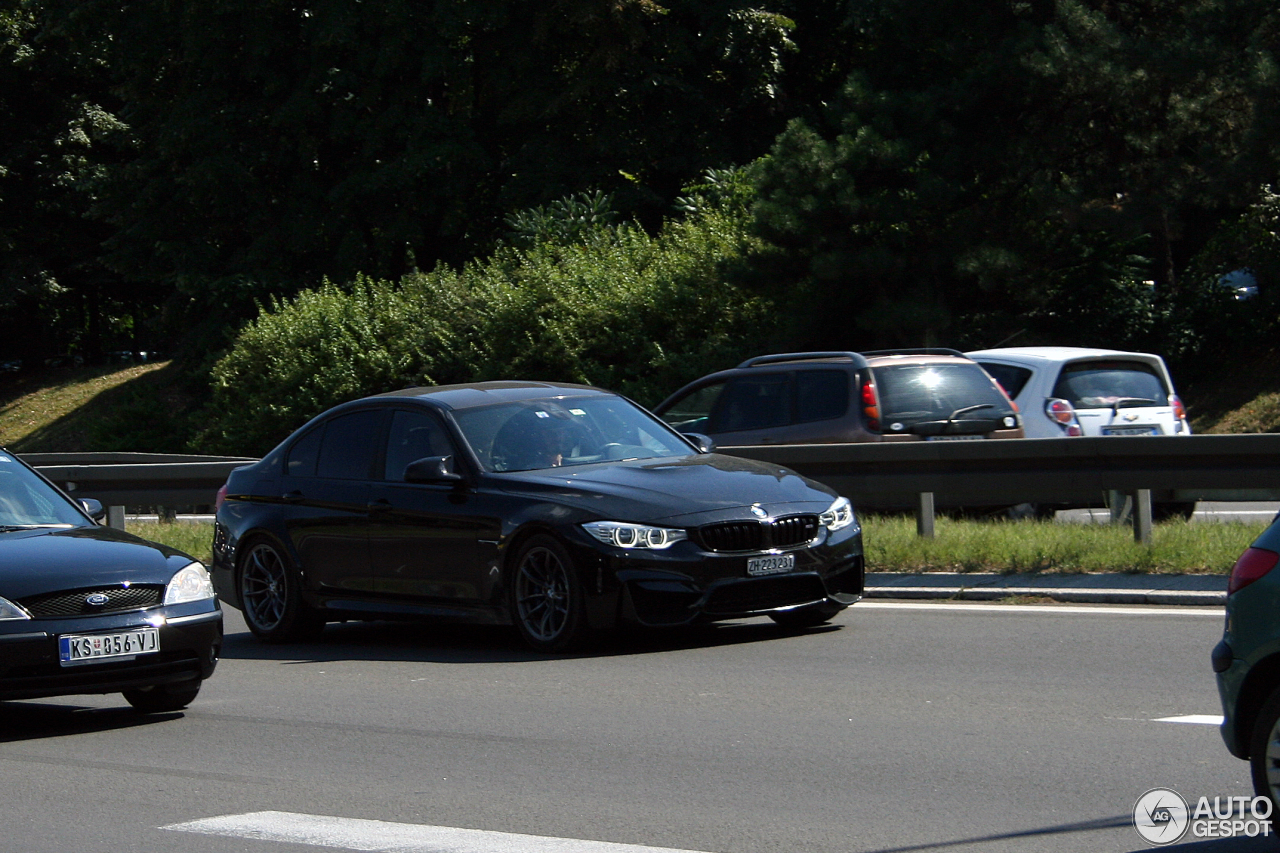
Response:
[0,453,90,528]
[452,396,693,473]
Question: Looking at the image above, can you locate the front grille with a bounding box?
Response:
[19,585,163,618]
[697,515,820,553]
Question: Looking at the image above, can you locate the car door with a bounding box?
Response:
[365,409,496,607]
[281,408,382,594]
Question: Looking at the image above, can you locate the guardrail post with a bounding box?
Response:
[917,492,935,539]
[1108,490,1131,524]
[106,505,126,530]
[1133,489,1153,544]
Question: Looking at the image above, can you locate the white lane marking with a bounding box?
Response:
[163,811,714,853]
[857,601,1221,617]
[1153,714,1225,725]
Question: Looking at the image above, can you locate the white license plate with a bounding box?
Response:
[925,434,985,441]
[1102,427,1159,436]
[747,554,796,576]
[59,628,160,666]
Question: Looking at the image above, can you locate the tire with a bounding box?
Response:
[238,538,326,643]
[510,535,586,653]
[769,601,843,629]
[123,681,201,714]
[1251,688,1280,813]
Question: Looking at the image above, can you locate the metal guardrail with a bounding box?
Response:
[19,434,1280,540]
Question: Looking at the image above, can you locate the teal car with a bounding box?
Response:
[1213,518,1280,809]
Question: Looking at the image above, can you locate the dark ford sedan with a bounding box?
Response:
[0,450,222,712]
[212,382,864,651]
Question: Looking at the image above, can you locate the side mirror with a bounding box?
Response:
[79,498,105,521]
[684,433,716,453]
[403,455,465,484]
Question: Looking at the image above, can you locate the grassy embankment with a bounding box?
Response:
[2,361,1277,575]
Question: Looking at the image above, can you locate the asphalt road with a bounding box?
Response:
[0,601,1271,853]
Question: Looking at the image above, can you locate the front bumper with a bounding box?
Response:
[567,523,864,628]
[0,600,222,702]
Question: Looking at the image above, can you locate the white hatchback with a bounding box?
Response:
[964,346,1191,439]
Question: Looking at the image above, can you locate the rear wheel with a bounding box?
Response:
[510,535,586,653]
[769,601,843,629]
[1251,688,1280,814]
[238,539,325,643]
[123,681,201,713]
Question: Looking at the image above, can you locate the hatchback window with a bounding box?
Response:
[316,410,383,480]
[873,363,1014,427]
[0,454,85,527]
[978,363,1033,399]
[1051,361,1168,409]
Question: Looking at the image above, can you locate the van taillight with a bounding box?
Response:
[860,381,881,432]
[1229,547,1280,595]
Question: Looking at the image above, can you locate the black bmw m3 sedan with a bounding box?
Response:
[212,381,863,651]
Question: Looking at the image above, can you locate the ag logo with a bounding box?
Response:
[1134,788,1190,845]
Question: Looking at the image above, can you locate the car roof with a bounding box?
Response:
[965,346,1166,365]
[369,380,613,412]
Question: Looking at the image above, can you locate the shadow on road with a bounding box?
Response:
[218,616,843,665]
[0,700,178,742]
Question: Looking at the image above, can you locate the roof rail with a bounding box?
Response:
[735,351,872,369]
[859,348,968,359]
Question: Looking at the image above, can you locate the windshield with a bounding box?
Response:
[1051,361,1169,409]
[872,363,1015,429]
[0,453,90,529]
[453,396,696,473]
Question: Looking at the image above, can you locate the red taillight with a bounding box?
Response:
[1171,394,1187,421]
[860,380,881,432]
[1046,399,1075,424]
[1229,547,1280,595]
[215,483,227,513]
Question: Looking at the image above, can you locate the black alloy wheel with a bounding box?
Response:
[1250,687,1280,815]
[123,681,202,714]
[238,539,325,643]
[510,535,586,653]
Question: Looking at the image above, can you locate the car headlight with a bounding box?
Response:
[0,596,31,621]
[583,521,688,550]
[820,496,856,532]
[164,562,216,605]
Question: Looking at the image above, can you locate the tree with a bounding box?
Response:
[747,0,1280,352]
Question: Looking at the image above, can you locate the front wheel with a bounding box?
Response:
[238,539,325,643]
[1251,688,1280,813]
[123,681,201,713]
[510,535,587,653]
[769,601,843,629]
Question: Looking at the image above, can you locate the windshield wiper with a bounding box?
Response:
[947,403,995,423]
[1111,397,1158,413]
[0,524,75,532]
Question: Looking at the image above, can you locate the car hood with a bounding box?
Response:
[495,453,837,524]
[0,525,193,600]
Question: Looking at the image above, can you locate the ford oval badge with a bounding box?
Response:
[85,593,110,607]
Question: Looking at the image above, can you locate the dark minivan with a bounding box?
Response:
[654,350,1023,447]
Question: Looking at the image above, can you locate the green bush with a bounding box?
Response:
[198,202,776,456]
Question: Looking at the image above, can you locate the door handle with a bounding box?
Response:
[281,490,304,503]
[366,498,393,512]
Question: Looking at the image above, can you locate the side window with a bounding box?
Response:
[384,410,455,481]
[795,370,849,423]
[979,363,1033,399]
[286,427,323,478]
[712,373,791,432]
[659,382,726,433]
[316,410,383,480]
